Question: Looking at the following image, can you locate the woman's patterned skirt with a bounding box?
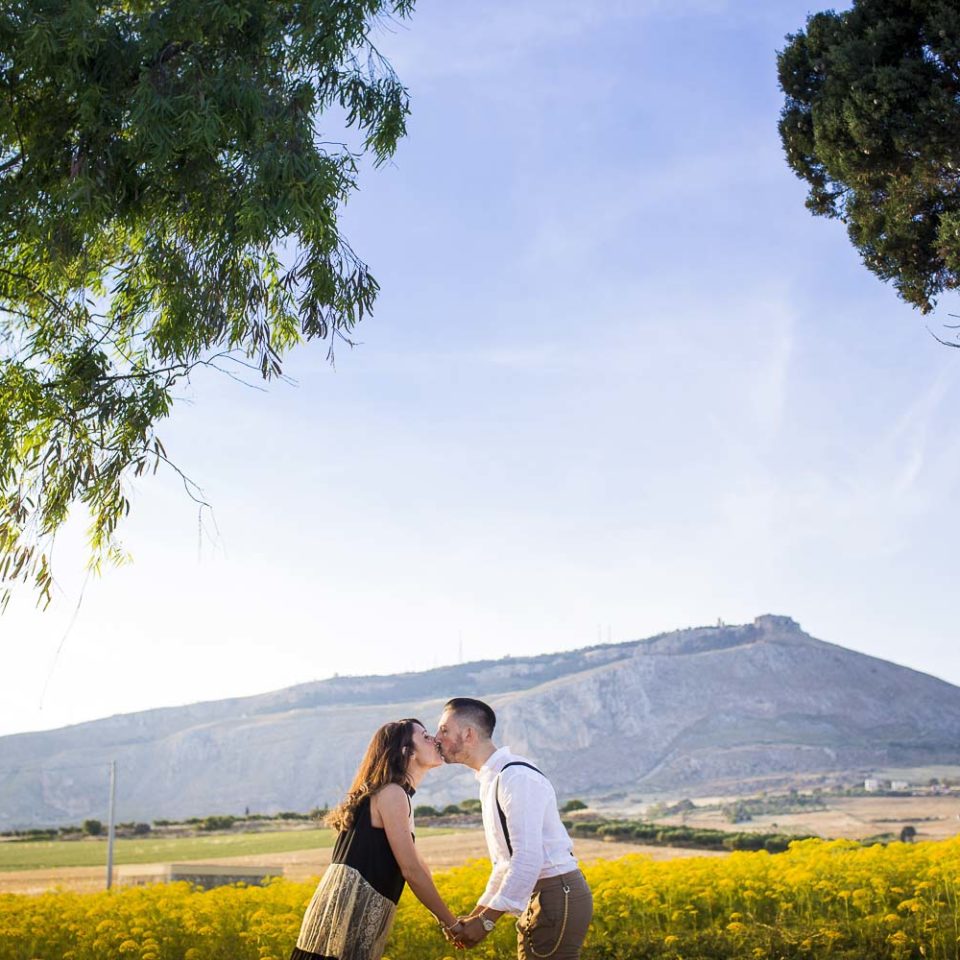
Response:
[289,863,397,960]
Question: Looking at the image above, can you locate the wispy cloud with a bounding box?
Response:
[749,300,794,436]
[882,368,953,497]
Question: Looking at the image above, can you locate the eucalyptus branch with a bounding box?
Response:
[155,452,211,510]
[0,0,416,606]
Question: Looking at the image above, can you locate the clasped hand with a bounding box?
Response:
[442,916,489,950]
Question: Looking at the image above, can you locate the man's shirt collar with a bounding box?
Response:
[475,745,511,782]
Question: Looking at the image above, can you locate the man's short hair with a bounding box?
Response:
[443,697,496,739]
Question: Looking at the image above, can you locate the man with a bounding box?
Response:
[435,697,593,958]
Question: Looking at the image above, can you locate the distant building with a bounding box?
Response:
[864,778,881,792]
[891,780,909,790]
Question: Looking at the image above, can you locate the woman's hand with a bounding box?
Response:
[455,916,490,947]
[440,918,465,948]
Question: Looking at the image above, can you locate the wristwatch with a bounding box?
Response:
[478,910,496,933]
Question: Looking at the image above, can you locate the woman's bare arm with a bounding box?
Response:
[374,784,460,929]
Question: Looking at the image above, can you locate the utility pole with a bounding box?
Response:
[106,760,117,890]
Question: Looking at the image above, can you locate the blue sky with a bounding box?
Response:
[4,0,960,737]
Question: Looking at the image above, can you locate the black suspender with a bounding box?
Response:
[495,760,544,856]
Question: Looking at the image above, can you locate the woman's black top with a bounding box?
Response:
[331,790,413,905]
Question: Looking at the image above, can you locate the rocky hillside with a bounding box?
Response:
[3,615,959,828]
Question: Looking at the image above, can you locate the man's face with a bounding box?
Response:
[435,709,468,764]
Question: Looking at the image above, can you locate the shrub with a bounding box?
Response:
[604,823,642,840]
[629,823,659,841]
[201,815,236,832]
[570,820,602,835]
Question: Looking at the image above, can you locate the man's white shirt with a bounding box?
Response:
[476,746,579,914]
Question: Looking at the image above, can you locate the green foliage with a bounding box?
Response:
[0,0,416,606]
[565,816,814,852]
[723,800,753,823]
[0,827,341,870]
[561,798,588,812]
[82,818,102,836]
[200,814,236,831]
[6,827,57,840]
[777,0,960,313]
[722,793,827,823]
[116,820,153,835]
[412,799,482,819]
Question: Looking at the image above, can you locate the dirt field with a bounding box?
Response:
[655,795,960,841]
[0,830,724,895]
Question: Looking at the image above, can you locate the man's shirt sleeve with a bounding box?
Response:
[480,770,548,913]
[479,858,508,908]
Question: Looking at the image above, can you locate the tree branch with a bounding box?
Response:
[0,152,22,175]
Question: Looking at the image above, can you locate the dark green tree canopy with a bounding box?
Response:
[0,0,414,606]
[778,0,960,313]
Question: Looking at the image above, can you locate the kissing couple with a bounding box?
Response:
[288,697,593,960]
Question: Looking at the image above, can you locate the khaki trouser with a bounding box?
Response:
[516,869,593,960]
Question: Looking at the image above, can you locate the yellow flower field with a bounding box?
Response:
[2,837,959,960]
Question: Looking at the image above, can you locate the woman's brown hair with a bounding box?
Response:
[325,718,423,832]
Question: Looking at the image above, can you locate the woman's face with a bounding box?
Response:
[407,722,443,771]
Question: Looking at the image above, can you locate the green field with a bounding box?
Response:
[0,828,452,871]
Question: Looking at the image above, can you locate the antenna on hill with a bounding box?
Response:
[458,632,463,664]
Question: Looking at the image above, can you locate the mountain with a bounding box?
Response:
[3,615,960,829]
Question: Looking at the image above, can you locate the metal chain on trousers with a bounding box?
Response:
[522,882,570,959]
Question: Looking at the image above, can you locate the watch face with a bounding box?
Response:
[481,917,495,932]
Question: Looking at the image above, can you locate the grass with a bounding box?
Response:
[0,828,453,871]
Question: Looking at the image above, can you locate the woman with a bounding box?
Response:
[290,718,463,960]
